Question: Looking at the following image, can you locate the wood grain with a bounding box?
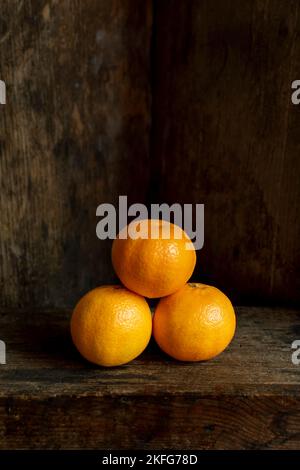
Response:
[151,0,300,306]
[0,0,152,309]
[1,307,300,449]
[1,0,300,310]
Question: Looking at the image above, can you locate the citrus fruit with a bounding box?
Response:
[153,283,236,361]
[112,219,196,298]
[71,285,152,367]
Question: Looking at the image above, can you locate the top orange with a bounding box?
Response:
[112,219,196,298]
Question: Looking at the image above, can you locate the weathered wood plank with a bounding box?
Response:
[1,0,300,310]
[0,0,152,309]
[151,0,300,305]
[0,307,300,448]
[2,395,300,450]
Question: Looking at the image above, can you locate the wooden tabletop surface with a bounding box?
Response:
[1,307,300,449]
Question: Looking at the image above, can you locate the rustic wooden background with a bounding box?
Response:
[0,0,299,310]
[0,0,152,309]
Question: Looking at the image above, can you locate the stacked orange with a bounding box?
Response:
[71,219,236,366]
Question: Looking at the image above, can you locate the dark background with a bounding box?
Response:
[0,0,299,310]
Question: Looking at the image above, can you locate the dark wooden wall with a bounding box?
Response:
[151,0,300,306]
[0,0,299,309]
[0,0,152,309]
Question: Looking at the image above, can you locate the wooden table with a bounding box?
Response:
[0,307,300,449]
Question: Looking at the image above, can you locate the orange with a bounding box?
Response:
[71,285,152,367]
[153,283,236,361]
[112,219,196,298]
